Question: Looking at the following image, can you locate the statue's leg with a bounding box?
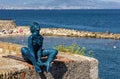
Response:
[21,47,42,73]
[42,49,58,72]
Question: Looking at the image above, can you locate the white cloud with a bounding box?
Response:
[1,0,120,9]
[101,0,120,2]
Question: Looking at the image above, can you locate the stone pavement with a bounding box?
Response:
[0,52,98,79]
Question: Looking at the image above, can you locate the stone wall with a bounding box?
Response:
[0,42,98,79]
[40,28,120,40]
[0,20,16,31]
[0,41,22,56]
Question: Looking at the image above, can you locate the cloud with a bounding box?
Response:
[26,0,120,9]
[101,0,120,2]
[1,0,120,9]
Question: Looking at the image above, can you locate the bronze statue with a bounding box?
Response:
[21,22,58,73]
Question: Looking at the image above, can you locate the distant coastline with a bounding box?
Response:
[0,20,120,40]
[1,26,120,40]
[0,8,114,10]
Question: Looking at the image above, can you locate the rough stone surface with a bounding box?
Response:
[0,42,98,79]
[0,41,22,56]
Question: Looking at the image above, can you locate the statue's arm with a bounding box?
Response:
[37,36,43,65]
[37,35,43,59]
[28,36,35,56]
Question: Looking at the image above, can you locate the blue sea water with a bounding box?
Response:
[0,9,120,33]
[0,9,120,79]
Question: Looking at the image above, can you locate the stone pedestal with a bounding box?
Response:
[0,42,98,79]
[0,52,98,79]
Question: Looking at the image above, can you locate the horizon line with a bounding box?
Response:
[0,8,120,10]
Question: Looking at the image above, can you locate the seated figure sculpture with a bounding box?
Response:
[21,22,58,73]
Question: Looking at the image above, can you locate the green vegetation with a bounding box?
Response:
[98,77,101,79]
[54,44,94,57]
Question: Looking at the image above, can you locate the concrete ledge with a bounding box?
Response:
[0,53,98,79]
[0,42,98,79]
[56,52,98,79]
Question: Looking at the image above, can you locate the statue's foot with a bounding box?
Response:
[43,62,50,72]
[34,65,42,74]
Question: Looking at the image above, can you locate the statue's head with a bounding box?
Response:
[30,22,41,33]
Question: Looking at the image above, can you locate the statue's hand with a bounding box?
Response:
[37,59,44,66]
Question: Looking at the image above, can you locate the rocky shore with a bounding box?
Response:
[0,20,16,30]
[1,26,120,40]
[0,20,120,40]
[40,28,120,40]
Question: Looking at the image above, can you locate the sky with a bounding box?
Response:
[0,0,120,9]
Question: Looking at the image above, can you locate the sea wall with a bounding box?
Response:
[1,26,120,40]
[0,42,98,79]
[40,28,120,40]
[0,19,120,40]
[0,20,16,31]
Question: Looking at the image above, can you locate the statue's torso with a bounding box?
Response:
[31,34,43,51]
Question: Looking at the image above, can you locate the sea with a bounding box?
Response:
[0,9,120,79]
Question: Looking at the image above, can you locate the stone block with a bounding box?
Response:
[0,52,98,79]
[0,42,98,79]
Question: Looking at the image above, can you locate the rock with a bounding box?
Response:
[0,20,16,31]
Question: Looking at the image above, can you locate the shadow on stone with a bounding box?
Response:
[50,61,67,79]
[38,61,67,79]
[39,73,46,79]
